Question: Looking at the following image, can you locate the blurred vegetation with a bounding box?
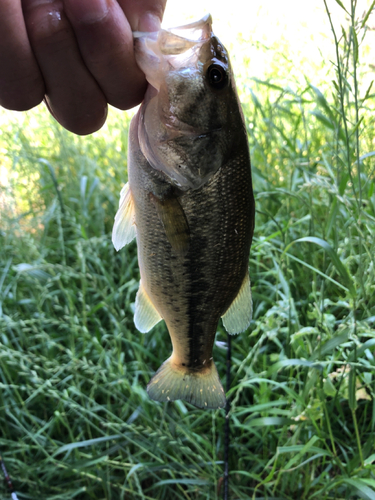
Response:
[1,1,375,499]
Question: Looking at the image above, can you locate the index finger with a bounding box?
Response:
[63,0,167,111]
[0,0,45,110]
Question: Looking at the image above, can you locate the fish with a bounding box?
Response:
[112,14,255,410]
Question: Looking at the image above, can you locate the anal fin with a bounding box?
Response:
[221,271,252,334]
[112,182,136,251]
[134,281,162,333]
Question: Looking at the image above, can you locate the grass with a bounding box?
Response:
[1,1,375,498]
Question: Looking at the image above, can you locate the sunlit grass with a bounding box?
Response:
[1,1,375,499]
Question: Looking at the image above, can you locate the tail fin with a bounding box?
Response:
[147,357,226,409]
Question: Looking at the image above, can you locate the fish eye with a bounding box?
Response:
[207,64,228,90]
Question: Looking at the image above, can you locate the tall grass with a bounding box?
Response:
[1,1,375,498]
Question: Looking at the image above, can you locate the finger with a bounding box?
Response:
[117,0,167,31]
[22,0,108,135]
[0,0,44,110]
[63,0,165,111]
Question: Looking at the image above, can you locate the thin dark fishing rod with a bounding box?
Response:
[0,454,19,500]
[223,332,232,500]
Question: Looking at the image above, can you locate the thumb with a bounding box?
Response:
[118,0,167,32]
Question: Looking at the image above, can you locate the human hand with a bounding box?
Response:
[0,0,167,135]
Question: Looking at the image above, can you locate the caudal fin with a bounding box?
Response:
[147,357,226,409]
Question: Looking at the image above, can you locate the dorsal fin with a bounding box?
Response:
[134,281,162,333]
[221,271,252,334]
[150,194,190,256]
[112,182,136,251]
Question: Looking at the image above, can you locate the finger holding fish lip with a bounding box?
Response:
[20,0,167,134]
[22,0,107,134]
[1,0,167,131]
[63,0,161,111]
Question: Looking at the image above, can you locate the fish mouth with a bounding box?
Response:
[133,13,213,48]
[133,15,213,90]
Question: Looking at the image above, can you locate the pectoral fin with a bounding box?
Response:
[112,182,136,251]
[222,271,252,334]
[150,194,190,256]
[134,281,162,333]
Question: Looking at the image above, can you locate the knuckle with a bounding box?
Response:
[0,75,44,111]
[0,94,41,111]
[23,0,72,49]
[0,95,38,111]
[108,85,146,111]
[47,97,108,135]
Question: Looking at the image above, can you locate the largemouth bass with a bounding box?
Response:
[112,15,255,409]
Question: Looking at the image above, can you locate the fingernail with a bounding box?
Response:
[66,0,109,24]
[138,12,161,32]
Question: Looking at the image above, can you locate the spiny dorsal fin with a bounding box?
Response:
[150,194,190,256]
[112,182,136,251]
[221,271,252,334]
[134,281,162,333]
